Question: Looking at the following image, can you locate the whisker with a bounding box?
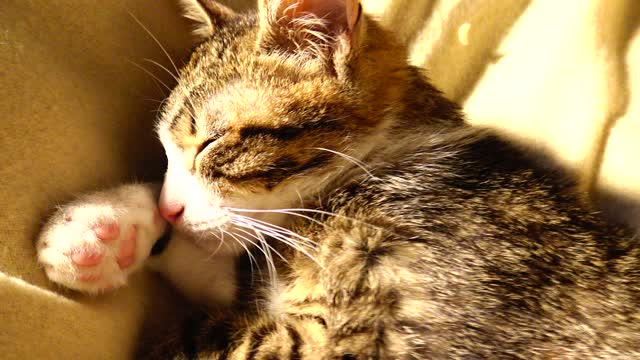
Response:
[143,58,179,82]
[128,13,206,136]
[223,229,260,279]
[226,207,328,229]
[142,98,167,104]
[141,58,202,125]
[207,227,227,258]
[128,11,180,76]
[195,228,227,262]
[309,147,380,180]
[262,241,276,283]
[235,224,318,264]
[228,212,321,266]
[232,226,287,264]
[231,213,318,246]
[295,189,305,208]
[154,97,169,113]
[227,207,401,237]
[128,60,172,92]
[230,227,280,282]
[232,219,320,266]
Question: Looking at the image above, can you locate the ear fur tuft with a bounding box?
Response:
[179,0,236,40]
[258,0,363,62]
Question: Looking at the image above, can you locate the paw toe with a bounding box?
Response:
[77,273,101,283]
[117,225,138,269]
[70,249,104,267]
[94,222,120,242]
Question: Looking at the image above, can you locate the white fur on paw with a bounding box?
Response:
[36,184,166,294]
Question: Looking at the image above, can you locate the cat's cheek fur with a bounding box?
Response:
[159,128,307,245]
[159,134,232,234]
[147,232,237,306]
[161,163,228,229]
[161,157,299,250]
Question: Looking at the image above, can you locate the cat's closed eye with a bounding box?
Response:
[197,132,224,156]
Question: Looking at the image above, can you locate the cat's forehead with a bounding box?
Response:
[201,80,280,128]
[161,55,347,132]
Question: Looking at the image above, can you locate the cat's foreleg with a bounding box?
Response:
[146,230,238,306]
[319,222,419,359]
[139,310,329,359]
[36,183,166,293]
[143,222,415,359]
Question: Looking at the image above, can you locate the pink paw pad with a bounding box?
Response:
[94,223,120,242]
[78,274,100,283]
[117,225,137,269]
[70,249,104,267]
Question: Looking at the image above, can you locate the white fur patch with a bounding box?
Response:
[36,184,166,293]
[179,0,214,39]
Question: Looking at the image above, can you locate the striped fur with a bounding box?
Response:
[143,0,640,358]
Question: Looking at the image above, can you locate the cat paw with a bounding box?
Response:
[36,184,166,294]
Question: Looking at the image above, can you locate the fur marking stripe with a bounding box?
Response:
[285,324,303,360]
[246,322,278,360]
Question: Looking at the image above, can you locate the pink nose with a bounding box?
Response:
[159,203,185,224]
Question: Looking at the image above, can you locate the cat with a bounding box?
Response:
[36,0,640,358]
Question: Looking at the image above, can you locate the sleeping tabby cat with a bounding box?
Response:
[36,0,640,358]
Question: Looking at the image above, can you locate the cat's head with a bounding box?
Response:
[157,0,408,254]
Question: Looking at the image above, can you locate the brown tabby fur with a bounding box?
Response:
[141,0,640,358]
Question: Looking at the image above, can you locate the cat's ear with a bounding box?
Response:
[257,0,364,76]
[179,0,237,40]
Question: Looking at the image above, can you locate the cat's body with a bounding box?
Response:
[36,0,639,358]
